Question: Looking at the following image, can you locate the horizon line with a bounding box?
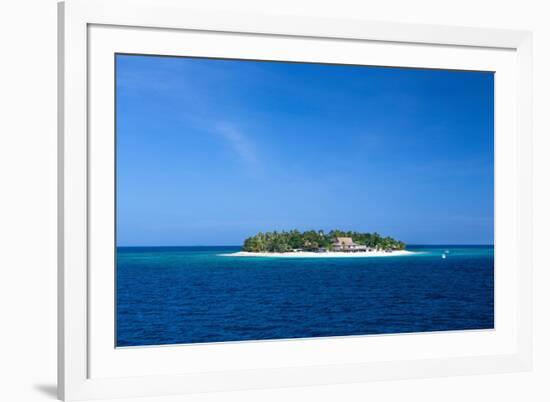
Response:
[117,243,495,248]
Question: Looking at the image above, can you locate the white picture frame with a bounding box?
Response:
[58,0,533,400]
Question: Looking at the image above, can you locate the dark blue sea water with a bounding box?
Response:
[116,245,494,347]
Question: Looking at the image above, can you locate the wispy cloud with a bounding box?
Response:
[214,122,261,171]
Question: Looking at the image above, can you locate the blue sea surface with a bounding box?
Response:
[116,245,494,347]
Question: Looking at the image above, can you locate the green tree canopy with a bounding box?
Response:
[242,230,405,252]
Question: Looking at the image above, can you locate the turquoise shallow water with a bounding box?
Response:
[116,245,494,347]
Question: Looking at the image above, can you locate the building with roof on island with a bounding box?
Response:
[331,237,368,252]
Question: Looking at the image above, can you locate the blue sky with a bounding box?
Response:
[116,55,494,246]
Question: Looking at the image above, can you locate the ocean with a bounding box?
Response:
[116,245,494,347]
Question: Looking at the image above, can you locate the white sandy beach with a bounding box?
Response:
[220,250,417,258]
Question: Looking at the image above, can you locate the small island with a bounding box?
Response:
[222,230,415,258]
